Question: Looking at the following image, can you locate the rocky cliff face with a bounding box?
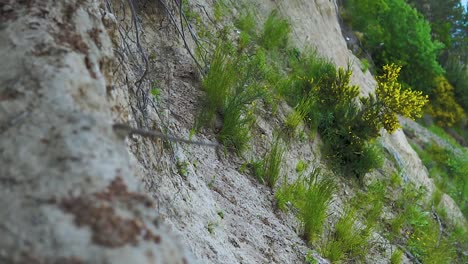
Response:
[0,0,464,263]
[0,0,190,263]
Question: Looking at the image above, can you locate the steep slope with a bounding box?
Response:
[104,0,426,263]
[1,0,465,263]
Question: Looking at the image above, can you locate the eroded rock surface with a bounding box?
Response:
[0,1,191,263]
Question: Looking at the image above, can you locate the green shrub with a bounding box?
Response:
[426,76,466,127]
[407,221,455,263]
[315,64,426,177]
[450,224,468,262]
[259,10,290,50]
[276,167,336,243]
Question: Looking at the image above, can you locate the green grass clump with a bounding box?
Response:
[390,171,403,188]
[200,42,267,153]
[450,224,468,262]
[386,182,459,263]
[200,44,236,124]
[285,50,336,105]
[322,208,371,262]
[276,167,335,243]
[407,221,456,263]
[411,142,468,218]
[219,98,253,153]
[426,124,463,149]
[262,137,285,188]
[352,180,386,228]
[360,58,370,72]
[259,10,290,50]
[235,10,256,34]
[284,94,317,136]
[390,249,403,264]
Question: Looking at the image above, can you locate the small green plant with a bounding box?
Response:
[390,249,402,264]
[189,127,196,140]
[295,160,308,173]
[284,94,316,136]
[199,43,236,126]
[259,10,290,50]
[305,251,318,264]
[390,214,406,236]
[176,160,190,178]
[431,188,443,206]
[360,58,370,72]
[390,171,402,188]
[218,97,253,152]
[217,210,224,219]
[207,221,216,234]
[387,182,458,263]
[276,167,335,243]
[207,175,216,189]
[238,31,252,51]
[150,81,161,101]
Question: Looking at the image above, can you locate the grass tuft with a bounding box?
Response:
[262,136,285,188]
[276,167,335,243]
[390,249,402,264]
[322,208,371,262]
[259,10,290,50]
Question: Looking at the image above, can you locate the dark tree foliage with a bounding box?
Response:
[407,0,466,54]
[407,0,468,111]
[345,0,445,94]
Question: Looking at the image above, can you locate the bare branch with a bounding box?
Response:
[113,123,218,147]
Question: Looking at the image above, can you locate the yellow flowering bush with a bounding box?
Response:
[315,64,428,177]
[374,64,429,132]
[426,76,465,127]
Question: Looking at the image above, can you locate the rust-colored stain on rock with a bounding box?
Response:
[60,177,159,248]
